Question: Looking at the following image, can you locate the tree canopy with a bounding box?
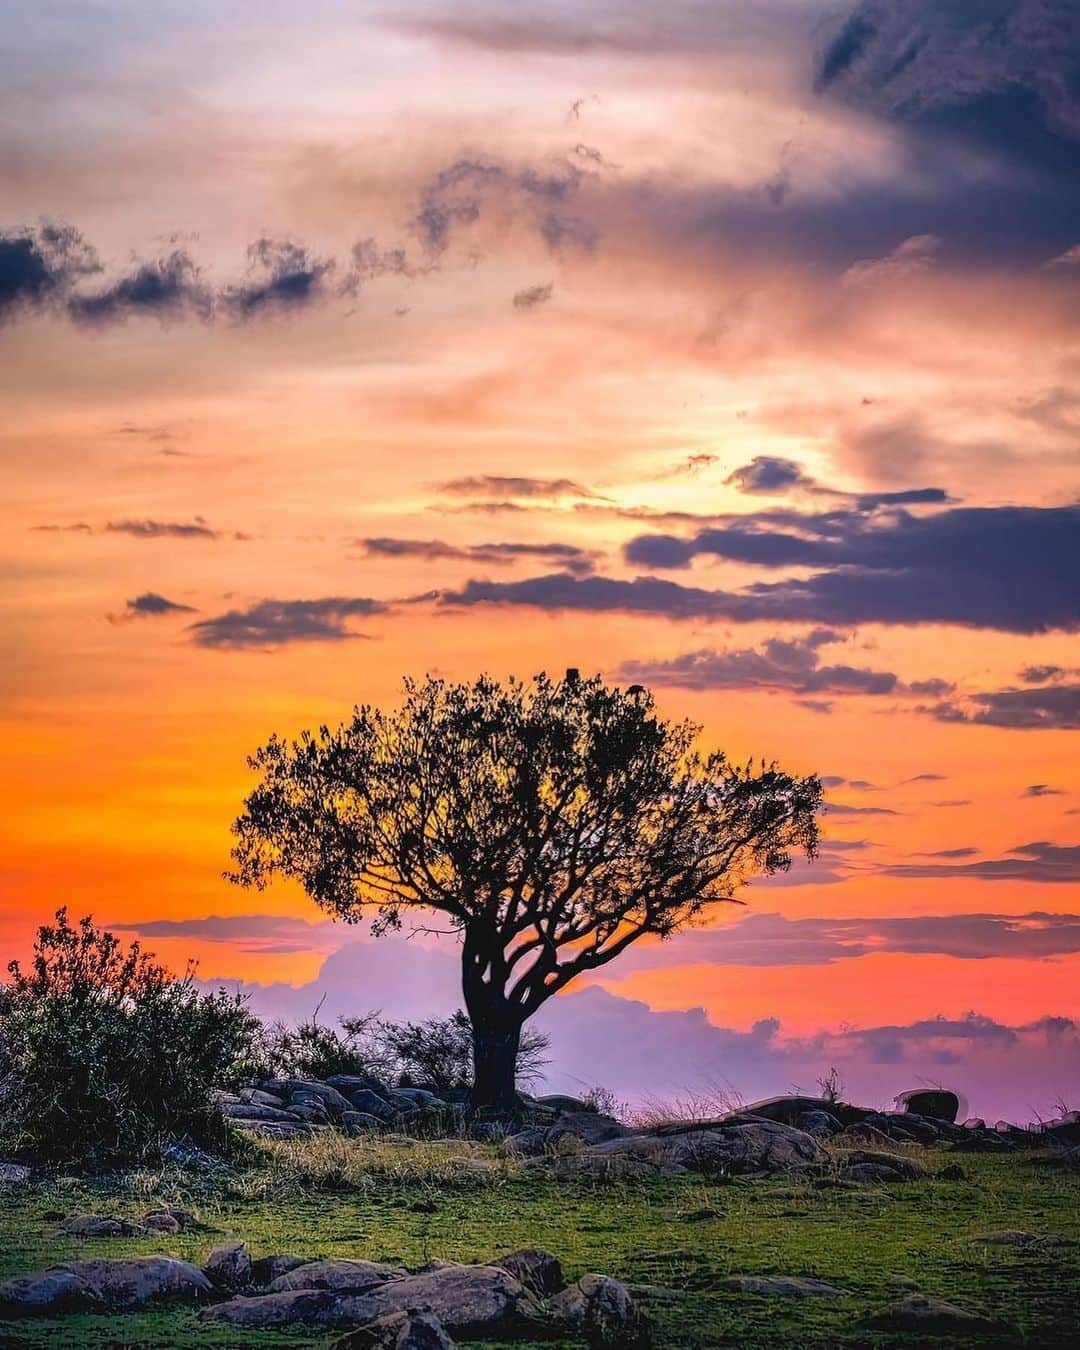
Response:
[230,671,822,1111]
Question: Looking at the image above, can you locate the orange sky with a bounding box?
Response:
[1,1,1077,1111]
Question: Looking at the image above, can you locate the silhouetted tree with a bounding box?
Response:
[230,672,821,1115]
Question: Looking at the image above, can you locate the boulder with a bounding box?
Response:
[141,1206,198,1232]
[343,1111,384,1133]
[58,1214,148,1238]
[46,1256,212,1308]
[224,1102,300,1122]
[796,1110,843,1139]
[895,1089,961,1123]
[291,1103,331,1123]
[260,1079,355,1115]
[326,1073,394,1098]
[202,1265,538,1337]
[251,1254,313,1285]
[241,1087,285,1107]
[548,1273,648,1348]
[269,1258,407,1293]
[331,1309,456,1349]
[866,1293,1003,1335]
[505,1127,550,1157]
[536,1094,592,1114]
[546,1113,629,1148]
[0,1162,32,1184]
[494,1248,564,1298]
[841,1149,927,1181]
[349,1089,399,1123]
[138,1211,181,1235]
[205,1239,252,1290]
[0,1269,102,1316]
[632,1117,827,1175]
[1042,1110,1080,1146]
[719,1275,846,1297]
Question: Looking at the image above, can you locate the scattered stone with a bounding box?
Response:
[251,1253,312,1285]
[205,1239,252,1290]
[41,1257,212,1309]
[587,1116,827,1176]
[269,1258,408,1293]
[796,1110,843,1138]
[548,1273,648,1348]
[895,1089,961,1123]
[842,1149,927,1181]
[547,1113,629,1148]
[349,1089,400,1123]
[866,1293,1003,1335]
[494,1248,564,1298]
[0,1269,102,1316]
[142,1206,199,1232]
[138,1211,180,1235]
[719,1275,846,1297]
[330,1309,456,1350]
[58,1214,148,1238]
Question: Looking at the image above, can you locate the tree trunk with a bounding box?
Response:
[469,1014,522,1118]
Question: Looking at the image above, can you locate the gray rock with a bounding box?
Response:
[260,1079,354,1114]
[589,1117,826,1176]
[548,1273,648,1348]
[843,1162,905,1183]
[391,1088,443,1109]
[0,1162,32,1184]
[505,1127,550,1157]
[47,1256,212,1308]
[140,1206,199,1232]
[290,1103,331,1123]
[895,1089,961,1123]
[232,1119,323,1140]
[866,1293,1003,1334]
[349,1089,399,1122]
[330,1309,456,1349]
[843,1149,927,1180]
[138,1211,180,1235]
[201,1264,538,1337]
[547,1113,629,1148]
[58,1214,148,1238]
[343,1110,384,1133]
[205,1239,252,1290]
[536,1094,592,1113]
[0,1269,102,1316]
[326,1073,393,1097]
[720,1275,846,1296]
[269,1258,407,1293]
[242,1087,286,1108]
[252,1254,313,1285]
[494,1248,564,1297]
[796,1110,843,1138]
[224,1102,301,1122]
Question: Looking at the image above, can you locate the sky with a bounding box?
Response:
[1,0,1078,1123]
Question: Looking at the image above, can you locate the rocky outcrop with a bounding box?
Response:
[268,1259,408,1294]
[330,1309,457,1349]
[866,1293,1005,1335]
[205,1239,252,1290]
[548,1273,649,1348]
[719,1275,847,1296]
[0,1257,212,1315]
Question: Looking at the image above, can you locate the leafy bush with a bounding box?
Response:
[251,1008,390,1082]
[0,909,259,1167]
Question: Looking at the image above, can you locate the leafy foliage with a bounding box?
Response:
[0,909,258,1166]
[378,1010,550,1090]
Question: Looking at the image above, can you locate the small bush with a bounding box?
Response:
[250,1008,388,1082]
[377,1010,550,1091]
[0,909,259,1167]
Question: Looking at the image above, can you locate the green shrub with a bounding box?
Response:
[0,908,259,1167]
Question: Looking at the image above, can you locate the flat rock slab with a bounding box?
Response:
[720,1275,847,1297]
[269,1258,408,1293]
[867,1293,1005,1335]
[582,1117,826,1175]
[330,1309,456,1349]
[58,1215,148,1238]
[202,1264,538,1338]
[0,1257,212,1315]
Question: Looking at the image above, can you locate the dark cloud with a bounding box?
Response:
[622,504,1080,633]
[110,592,196,624]
[915,847,980,859]
[31,522,93,534]
[905,772,948,783]
[189,596,388,649]
[824,801,900,817]
[1020,664,1069,683]
[105,518,219,540]
[924,682,1080,729]
[67,250,212,324]
[512,281,554,309]
[360,536,596,575]
[618,630,950,699]
[1023,783,1065,798]
[725,456,817,494]
[0,222,99,321]
[113,913,337,955]
[721,455,949,509]
[413,157,595,256]
[222,239,335,318]
[885,841,1080,883]
[615,909,1080,971]
[438,474,598,500]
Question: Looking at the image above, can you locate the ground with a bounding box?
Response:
[1,1136,1077,1348]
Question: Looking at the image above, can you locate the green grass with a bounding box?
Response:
[0,1136,1077,1348]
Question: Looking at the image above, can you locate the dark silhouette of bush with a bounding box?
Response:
[0,908,259,1167]
[376,1010,550,1091]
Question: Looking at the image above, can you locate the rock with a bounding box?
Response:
[629,1117,827,1175]
[1042,1109,1080,1146]
[963,1117,986,1130]
[547,1113,629,1148]
[844,1122,894,1145]
[251,1254,313,1285]
[138,1212,180,1235]
[202,1265,538,1337]
[223,1102,301,1122]
[548,1273,648,1348]
[842,1149,927,1181]
[0,1269,102,1315]
[290,1103,331,1123]
[349,1089,400,1122]
[843,1162,906,1183]
[895,1089,961,1123]
[269,1258,407,1293]
[140,1206,199,1233]
[161,1139,218,1168]
[326,1073,393,1098]
[242,1087,286,1107]
[261,1079,355,1116]
[390,1088,443,1110]
[58,1214,148,1238]
[796,1110,843,1138]
[536,1094,592,1114]
[343,1110,384,1133]
[505,1126,550,1156]
[866,1293,1003,1335]
[205,1239,252,1290]
[720,1275,846,1296]
[0,1162,32,1184]
[46,1256,212,1308]
[233,1119,323,1140]
[330,1310,456,1349]
[494,1248,564,1298]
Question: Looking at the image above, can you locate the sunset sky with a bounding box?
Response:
[2,0,1078,1121]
